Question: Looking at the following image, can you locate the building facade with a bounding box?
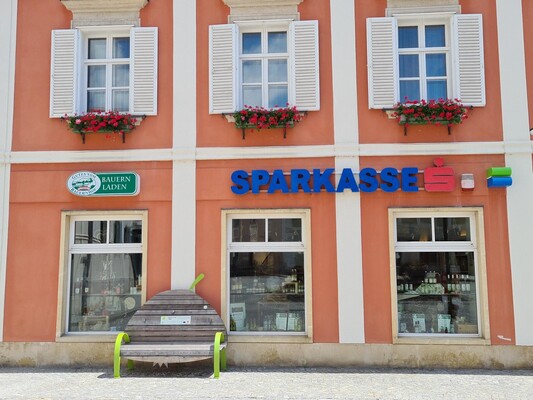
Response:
[0,0,533,368]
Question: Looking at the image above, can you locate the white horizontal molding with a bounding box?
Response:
[60,0,149,27]
[5,141,533,164]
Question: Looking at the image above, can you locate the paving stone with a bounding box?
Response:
[0,366,532,399]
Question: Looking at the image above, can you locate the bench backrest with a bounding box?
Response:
[125,289,226,342]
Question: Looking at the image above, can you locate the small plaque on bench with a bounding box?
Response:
[160,316,191,325]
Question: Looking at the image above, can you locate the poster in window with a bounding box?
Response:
[412,314,426,333]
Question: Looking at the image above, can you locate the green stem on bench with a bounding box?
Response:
[189,273,205,291]
[113,332,130,378]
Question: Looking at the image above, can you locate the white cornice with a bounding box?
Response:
[223,0,303,22]
[60,0,149,27]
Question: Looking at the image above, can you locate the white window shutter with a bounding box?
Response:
[209,24,237,114]
[452,14,485,107]
[50,29,79,118]
[290,20,320,111]
[367,17,397,109]
[131,27,158,115]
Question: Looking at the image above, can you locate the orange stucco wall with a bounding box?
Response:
[12,0,173,152]
[523,0,533,130]
[355,0,503,144]
[360,154,515,344]
[3,162,173,341]
[195,158,339,343]
[196,0,334,148]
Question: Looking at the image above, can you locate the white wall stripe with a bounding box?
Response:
[171,0,197,290]
[0,0,17,343]
[8,141,532,165]
[331,0,364,343]
[495,0,533,345]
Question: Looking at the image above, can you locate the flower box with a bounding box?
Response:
[391,99,470,135]
[232,105,303,139]
[62,111,139,143]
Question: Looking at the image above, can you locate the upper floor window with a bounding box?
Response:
[85,32,131,112]
[209,20,320,113]
[240,24,289,108]
[367,13,485,108]
[50,27,158,117]
[398,21,450,102]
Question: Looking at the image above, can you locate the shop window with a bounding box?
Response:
[367,13,485,108]
[61,212,147,335]
[390,209,488,340]
[224,211,311,336]
[209,20,320,113]
[50,26,158,117]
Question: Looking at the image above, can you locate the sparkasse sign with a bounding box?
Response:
[67,171,140,197]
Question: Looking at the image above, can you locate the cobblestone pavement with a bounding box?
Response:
[0,364,532,400]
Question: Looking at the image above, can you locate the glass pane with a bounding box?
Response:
[399,55,419,78]
[113,37,130,58]
[268,59,287,83]
[425,25,445,47]
[427,80,447,101]
[74,221,107,244]
[243,86,262,107]
[396,251,477,335]
[435,218,471,241]
[112,89,129,112]
[88,38,106,59]
[426,54,446,77]
[399,80,420,102]
[87,65,106,88]
[242,33,261,54]
[232,219,266,242]
[68,253,142,332]
[242,60,262,83]
[229,252,305,332]
[109,221,142,244]
[399,26,418,48]
[112,64,130,87]
[268,219,302,242]
[268,85,288,108]
[87,90,105,112]
[396,218,432,241]
[268,32,287,53]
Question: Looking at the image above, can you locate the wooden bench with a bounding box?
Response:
[114,282,227,378]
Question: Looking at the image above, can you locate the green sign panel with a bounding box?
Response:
[67,171,140,197]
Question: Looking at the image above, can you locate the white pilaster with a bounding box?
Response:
[172,0,197,289]
[331,0,365,343]
[496,0,533,345]
[0,0,17,342]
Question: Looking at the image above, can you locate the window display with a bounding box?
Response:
[68,218,143,333]
[393,213,480,337]
[228,216,307,334]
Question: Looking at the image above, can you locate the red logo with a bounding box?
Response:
[424,158,455,192]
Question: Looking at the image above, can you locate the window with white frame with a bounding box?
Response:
[240,23,290,108]
[66,215,145,334]
[225,211,310,335]
[209,20,320,113]
[390,209,487,338]
[50,26,158,117]
[367,13,485,108]
[84,31,131,112]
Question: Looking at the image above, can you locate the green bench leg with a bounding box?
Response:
[214,332,226,378]
[113,332,130,378]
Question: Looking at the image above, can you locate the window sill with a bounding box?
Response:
[56,333,118,343]
[228,333,312,344]
[393,336,490,346]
